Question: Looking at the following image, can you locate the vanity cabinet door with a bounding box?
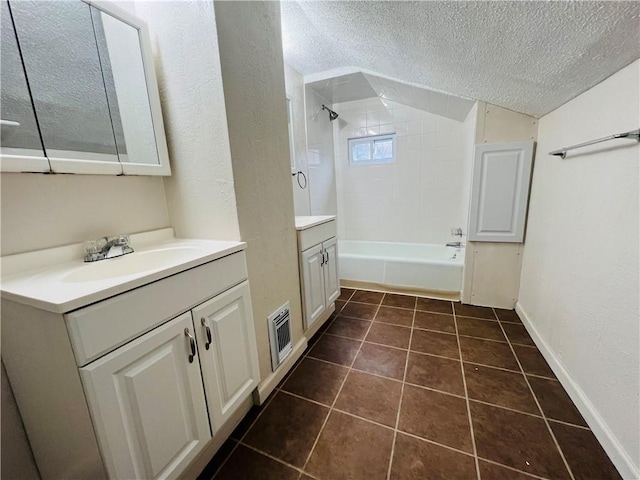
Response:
[301,244,327,328]
[323,237,340,306]
[193,282,260,432]
[0,0,48,172]
[80,312,211,480]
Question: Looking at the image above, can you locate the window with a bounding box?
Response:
[348,134,396,165]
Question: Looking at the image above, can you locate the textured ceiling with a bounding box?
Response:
[281,1,640,117]
[307,71,475,121]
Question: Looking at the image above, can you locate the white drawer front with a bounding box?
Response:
[66,252,248,366]
[298,219,337,251]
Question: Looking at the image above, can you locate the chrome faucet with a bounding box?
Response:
[84,235,134,262]
[446,241,465,248]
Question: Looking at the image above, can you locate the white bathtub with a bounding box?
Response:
[338,240,465,295]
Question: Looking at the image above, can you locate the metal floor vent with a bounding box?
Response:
[268,302,293,371]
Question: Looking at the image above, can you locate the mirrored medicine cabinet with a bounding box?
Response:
[0,0,170,175]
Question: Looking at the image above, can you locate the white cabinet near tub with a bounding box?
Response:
[1,231,260,480]
[295,216,339,330]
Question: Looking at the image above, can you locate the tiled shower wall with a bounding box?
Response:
[333,97,474,245]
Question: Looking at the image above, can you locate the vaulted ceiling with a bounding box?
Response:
[281,1,640,118]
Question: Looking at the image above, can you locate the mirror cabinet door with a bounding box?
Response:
[10,0,122,174]
[0,0,49,172]
[90,6,161,168]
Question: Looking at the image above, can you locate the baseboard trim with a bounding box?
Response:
[254,337,307,405]
[515,302,639,479]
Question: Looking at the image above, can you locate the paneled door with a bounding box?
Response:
[301,243,327,328]
[80,312,210,479]
[323,237,340,305]
[193,281,260,432]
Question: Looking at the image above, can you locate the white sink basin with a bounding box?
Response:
[1,230,246,313]
[62,245,204,282]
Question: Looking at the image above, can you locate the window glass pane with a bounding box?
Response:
[373,139,393,160]
[352,142,371,162]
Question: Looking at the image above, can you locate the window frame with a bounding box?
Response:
[348,133,396,166]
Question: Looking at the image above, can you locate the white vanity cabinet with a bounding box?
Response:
[295,216,339,329]
[1,242,260,480]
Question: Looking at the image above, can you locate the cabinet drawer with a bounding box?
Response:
[298,220,337,251]
[66,252,248,366]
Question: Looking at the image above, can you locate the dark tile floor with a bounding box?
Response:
[199,289,622,480]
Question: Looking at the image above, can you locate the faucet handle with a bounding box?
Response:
[450,227,464,237]
[114,234,130,246]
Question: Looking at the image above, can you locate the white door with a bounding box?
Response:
[323,237,340,305]
[468,141,534,242]
[192,281,260,431]
[301,244,326,328]
[80,312,210,480]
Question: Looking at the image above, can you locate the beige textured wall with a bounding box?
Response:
[132,0,241,242]
[461,102,538,308]
[518,60,639,478]
[214,1,304,381]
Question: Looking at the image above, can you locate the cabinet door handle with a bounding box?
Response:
[320,250,325,266]
[201,317,212,350]
[184,328,196,363]
[325,251,329,264]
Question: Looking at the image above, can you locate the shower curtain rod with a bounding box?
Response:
[549,128,640,159]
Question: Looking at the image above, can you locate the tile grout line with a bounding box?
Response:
[453,304,482,480]
[299,293,385,475]
[385,296,417,480]
[479,457,552,480]
[493,308,577,480]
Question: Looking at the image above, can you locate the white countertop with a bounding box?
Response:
[295,215,336,231]
[0,229,246,314]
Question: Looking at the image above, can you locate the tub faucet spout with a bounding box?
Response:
[446,241,464,248]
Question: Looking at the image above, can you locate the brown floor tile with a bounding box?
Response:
[374,306,414,326]
[405,352,464,396]
[411,329,460,359]
[198,438,236,480]
[550,422,622,480]
[308,334,361,366]
[366,322,411,349]
[299,475,314,480]
[353,343,407,380]
[243,392,328,467]
[414,311,456,333]
[478,460,540,479]
[334,299,346,314]
[465,364,540,414]
[338,288,355,301]
[306,411,394,480]
[528,376,587,426]
[341,301,378,320]
[470,402,570,479]
[281,357,348,405]
[457,317,507,342]
[416,297,453,315]
[454,303,496,320]
[495,308,522,324]
[390,433,477,480]
[399,385,473,453]
[459,337,519,370]
[334,370,402,426]
[325,316,371,340]
[351,289,384,304]
[502,323,536,346]
[513,345,556,379]
[214,444,299,480]
[382,293,416,309]
[306,330,323,349]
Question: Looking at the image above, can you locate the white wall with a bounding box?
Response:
[307,88,336,215]
[284,63,311,216]
[214,1,304,383]
[133,1,240,242]
[333,97,472,244]
[518,60,639,478]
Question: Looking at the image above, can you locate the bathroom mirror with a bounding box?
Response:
[1,0,170,175]
[0,0,49,172]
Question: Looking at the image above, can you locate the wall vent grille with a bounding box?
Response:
[268,302,293,371]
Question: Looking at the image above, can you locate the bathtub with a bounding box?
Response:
[338,240,464,296]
